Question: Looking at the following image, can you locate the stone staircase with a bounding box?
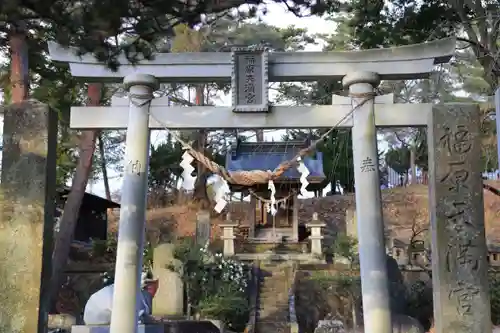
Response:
[256,262,294,333]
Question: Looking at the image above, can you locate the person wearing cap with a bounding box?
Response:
[83,272,159,325]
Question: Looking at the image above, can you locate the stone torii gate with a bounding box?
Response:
[49,39,459,333]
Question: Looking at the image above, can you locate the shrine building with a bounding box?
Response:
[225,139,327,245]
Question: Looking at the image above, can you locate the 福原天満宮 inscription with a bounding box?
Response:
[438,123,480,311]
[439,124,472,155]
[231,48,269,112]
[445,235,480,274]
[439,125,472,193]
[440,161,469,192]
[433,113,488,326]
[429,105,491,333]
[449,281,480,316]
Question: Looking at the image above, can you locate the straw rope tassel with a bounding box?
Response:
[297,157,310,195]
[180,151,195,189]
[268,179,277,216]
[212,176,228,213]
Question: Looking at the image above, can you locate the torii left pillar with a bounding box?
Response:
[344,71,391,333]
[110,74,159,333]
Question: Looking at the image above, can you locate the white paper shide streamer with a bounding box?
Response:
[212,177,228,213]
[180,151,195,189]
[297,157,310,195]
[268,179,277,216]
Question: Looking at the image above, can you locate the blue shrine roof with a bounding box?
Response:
[225,141,326,182]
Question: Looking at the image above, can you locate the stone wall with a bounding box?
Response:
[0,100,57,333]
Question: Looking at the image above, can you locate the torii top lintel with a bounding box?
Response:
[48,38,456,84]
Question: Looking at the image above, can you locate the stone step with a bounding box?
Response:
[260,287,288,294]
[260,278,289,285]
[260,297,288,304]
[260,286,289,293]
[259,304,288,312]
[259,310,288,321]
[263,266,291,270]
[258,318,289,323]
[261,274,289,280]
[260,277,288,282]
[255,323,290,333]
[259,295,288,300]
[260,286,288,292]
[260,296,288,304]
[261,274,289,279]
[259,305,288,312]
[261,278,288,283]
[261,279,289,286]
[258,318,289,325]
[259,291,288,303]
[259,307,288,314]
[260,274,288,280]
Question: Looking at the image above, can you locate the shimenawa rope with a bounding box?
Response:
[130,91,376,187]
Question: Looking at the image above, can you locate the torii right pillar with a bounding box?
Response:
[344,71,392,333]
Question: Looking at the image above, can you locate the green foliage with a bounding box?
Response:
[201,19,316,53]
[91,234,154,284]
[490,272,500,325]
[149,139,184,191]
[385,146,411,176]
[282,128,355,192]
[172,239,250,331]
[330,0,499,92]
[276,23,358,193]
[343,0,459,49]
[310,271,361,296]
[332,234,358,266]
[197,285,250,330]
[415,134,429,172]
[0,0,330,72]
[404,280,433,330]
[396,272,500,330]
[307,271,362,328]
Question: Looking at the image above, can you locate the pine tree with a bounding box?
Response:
[334,0,499,92]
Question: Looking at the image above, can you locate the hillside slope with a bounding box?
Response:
[300,182,500,242]
[131,182,500,244]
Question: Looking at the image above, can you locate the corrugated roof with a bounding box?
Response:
[226,141,326,179]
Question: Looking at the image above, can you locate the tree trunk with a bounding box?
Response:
[410,146,416,185]
[48,83,102,304]
[192,85,210,208]
[9,28,29,103]
[98,134,112,201]
[351,293,359,330]
[98,133,113,219]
